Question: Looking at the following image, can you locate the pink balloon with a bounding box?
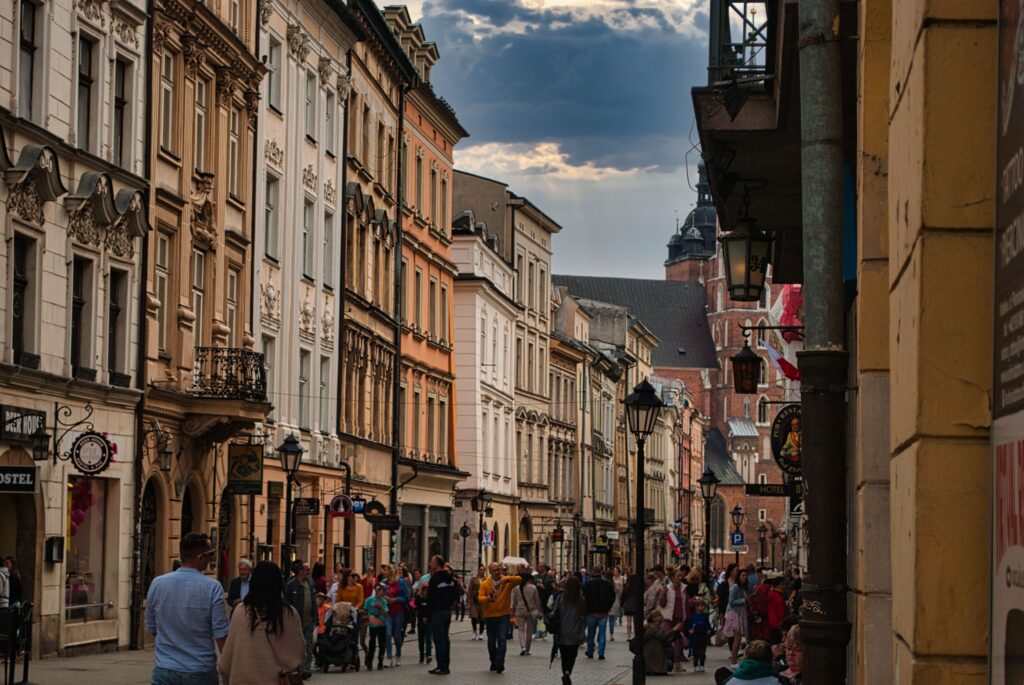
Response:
[71,509,85,525]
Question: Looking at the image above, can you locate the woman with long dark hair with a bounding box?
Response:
[219,561,305,685]
[620,573,644,641]
[552,576,586,685]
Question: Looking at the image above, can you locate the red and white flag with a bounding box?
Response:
[761,339,801,382]
[666,531,682,556]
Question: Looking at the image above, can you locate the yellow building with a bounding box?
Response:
[693,0,998,682]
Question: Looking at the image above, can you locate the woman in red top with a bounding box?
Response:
[766,577,787,644]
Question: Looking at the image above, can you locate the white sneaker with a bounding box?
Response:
[388,657,395,668]
[396,656,402,666]
[472,631,478,640]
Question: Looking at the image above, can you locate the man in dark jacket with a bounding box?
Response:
[226,558,252,607]
[582,566,615,659]
[284,560,317,677]
[427,555,458,675]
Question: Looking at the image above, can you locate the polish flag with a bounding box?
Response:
[761,339,801,382]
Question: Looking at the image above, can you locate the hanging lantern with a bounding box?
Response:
[720,203,771,302]
[730,339,763,394]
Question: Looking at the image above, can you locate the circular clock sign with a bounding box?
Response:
[70,431,113,475]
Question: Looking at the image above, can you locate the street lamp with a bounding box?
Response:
[758,523,768,567]
[730,336,763,394]
[623,379,663,685]
[471,491,493,568]
[698,469,719,582]
[573,511,583,571]
[719,196,771,302]
[459,524,472,577]
[731,505,745,565]
[277,434,304,563]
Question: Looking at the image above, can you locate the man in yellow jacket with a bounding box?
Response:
[478,562,522,673]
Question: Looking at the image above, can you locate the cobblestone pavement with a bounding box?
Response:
[26,619,733,685]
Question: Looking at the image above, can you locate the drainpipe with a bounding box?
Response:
[129,0,155,650]
[390,84,408,523]
[796,0,850,682]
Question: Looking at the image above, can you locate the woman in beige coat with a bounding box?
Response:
[219,561,306,685]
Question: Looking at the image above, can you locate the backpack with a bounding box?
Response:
[544,595,561,635]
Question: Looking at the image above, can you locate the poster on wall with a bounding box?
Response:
[994,2,1024,679]
[227,444,263,495]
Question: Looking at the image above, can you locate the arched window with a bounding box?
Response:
[716,285,723,311]
[493,522,499,564]
[504,523,510,559]
[709,495,727,550]
[757,396,769,424]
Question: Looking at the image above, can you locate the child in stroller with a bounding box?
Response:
[316,601,361,673]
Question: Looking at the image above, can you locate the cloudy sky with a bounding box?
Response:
[388,0,709,279]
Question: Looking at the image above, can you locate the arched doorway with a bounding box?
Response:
[139,478,161,647]
[518,517,532,563]
[503,523,510,560]
[181,482,201,539]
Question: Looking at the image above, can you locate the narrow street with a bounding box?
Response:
[24,620,733,685]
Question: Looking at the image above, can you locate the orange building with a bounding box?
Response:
[385,8,469,571]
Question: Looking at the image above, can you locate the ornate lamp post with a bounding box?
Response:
[731,505,745,565]
[276,434,304,563]
[698,469,720,581]
[758,523,768,567]
[471,490,493,568]
[623,380,663,685]
[718,196,772,302]
[731,335,764,394]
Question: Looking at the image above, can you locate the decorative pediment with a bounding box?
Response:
[64,172,119,246]
[109,189,148,257]
[3,145,68,226]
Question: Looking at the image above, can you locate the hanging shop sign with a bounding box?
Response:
[293,498,320,516]
[70,431,113,475]
[550,527,564,542]
[351,496,367,513]
[994,5,1024,678]
[362,499,386,522]
[770,404,802,476]
[329,494,354,518]
[227,444,263,495]
[0,466,38,494]
[0,405,45,442]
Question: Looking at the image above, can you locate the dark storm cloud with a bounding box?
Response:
[419,0,709,172]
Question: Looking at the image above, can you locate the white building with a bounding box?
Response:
[0,0,149,655]
[450,210,518,573]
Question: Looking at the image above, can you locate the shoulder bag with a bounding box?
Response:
[262,613,303,685]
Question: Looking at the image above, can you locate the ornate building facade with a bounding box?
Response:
[249,0,362,567]
[0,0,150,655]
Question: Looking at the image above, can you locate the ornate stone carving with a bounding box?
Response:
[152,21,169,55]
[113,20,139,48]
[216,66,240,107]
[318,57,332,85]
[322,308,335,343]
[243,89,260,127]
[7,182,44,226]
[265,140,284,168]
[106,218,134,258]
[299,299,315,334]
[324,180,336,206]
[190,172,216,244]
[68,208,102,246]
[257,0,272,26]
[260,282,281,320]
[336,70,352,102]
[76,0,105,26]
[181,34,207,79]
[302,165,317,191]
[287,25,309,63]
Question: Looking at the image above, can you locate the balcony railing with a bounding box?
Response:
[190,347,267,402]
[708,0,774,88]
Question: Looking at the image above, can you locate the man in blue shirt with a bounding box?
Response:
[146,532,230,685]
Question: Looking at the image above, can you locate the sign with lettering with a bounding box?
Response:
[70,431,113,475]
[0,466,37,493]
[745,482,803,497]
[770,404,802,476]
[995,7,1024,681]
[329,494,354,518]
[227,444,263,495]
[293,498,320,516]
[0,405,45,443]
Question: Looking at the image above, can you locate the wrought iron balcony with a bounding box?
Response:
[708,0,774,90]
[189,347,267,402]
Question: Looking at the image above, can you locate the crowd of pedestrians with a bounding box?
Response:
[143,533,805,685]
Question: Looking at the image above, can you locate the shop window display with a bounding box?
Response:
[66,476,107,620]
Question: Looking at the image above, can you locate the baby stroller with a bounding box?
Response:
[316,602,361,673]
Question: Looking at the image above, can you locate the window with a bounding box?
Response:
[229,0,239,31]
[194,78,208,171]
[107,269,127,376]
[361,104,370,163]
[11,234,37,362]
[757,397,769,424]
[440,177,448,232]
[399,385,407,448]
[415,154,423,210]
[299,350,311,428]
[155,234,169,353]
[325,92,335,154]
[502,328,509,381]
[426,396,435,455]
[413,269,422,329]
[112,59,130,167]
[439,285,448,343]
[302,199,314,277]
[264,174,279,258]
[266,38,282,110]
[539,267,547,313]
[480,316,487,363]
[400,259,409,323]
[66,476,109,621]
[320,356,331,432]
[305,71,317,140]
[439,398,448,458]
[19,0,38,120]
[323,212,334,287]
[376,123,385,181]
[709,496,726,549]
[77,35,96,150]
[387,135,395,192]
[758,473,767,485]
[527,262,535,310]
[192,249,205,345]
[430,168,437,224]
[412,389,421,451]
[71,256,93,375]
[160,52,175,150]
[527,343,534,392]
[228,107,240,196]
[262,335,276,418]
[226,268,239,346]
[759,509,767,522]
[428,279,437,339]
[515,338,523,387]
[400,139,408,198]
[491,321,497,378]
